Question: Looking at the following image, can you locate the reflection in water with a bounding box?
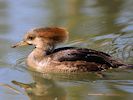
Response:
[11,70,133,100]
[12,72,66,100]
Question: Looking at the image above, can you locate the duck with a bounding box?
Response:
[12,27,132,73]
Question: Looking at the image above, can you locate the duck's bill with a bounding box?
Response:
[11,41,29,48]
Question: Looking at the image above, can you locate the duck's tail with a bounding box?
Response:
[110,58,133,69]
[125,64,133,69]
[117,64,133,69]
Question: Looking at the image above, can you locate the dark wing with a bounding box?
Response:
[51,47,114,67]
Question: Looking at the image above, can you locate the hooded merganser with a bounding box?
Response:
[12,27,132,73]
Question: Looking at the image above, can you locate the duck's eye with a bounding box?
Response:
[28,36,35,40]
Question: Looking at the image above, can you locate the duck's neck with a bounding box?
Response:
[30,44,54,58]
[26,48,46,68]
[27,44,54,66]
[29,48,46,61]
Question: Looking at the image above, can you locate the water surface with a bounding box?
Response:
[0,0,133,100]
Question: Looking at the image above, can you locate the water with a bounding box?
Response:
[0,0,133,100]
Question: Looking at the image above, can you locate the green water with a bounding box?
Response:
[0,0,133,100]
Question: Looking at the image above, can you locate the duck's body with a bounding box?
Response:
[12,27,132,73]
[27,46,126,73]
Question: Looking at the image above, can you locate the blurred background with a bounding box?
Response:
[0,0,133,100]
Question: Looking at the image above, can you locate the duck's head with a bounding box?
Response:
[12,27,69,50]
